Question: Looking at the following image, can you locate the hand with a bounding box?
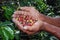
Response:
[12,7,44,20]
[12,17,44,35]
[12,7,44,35]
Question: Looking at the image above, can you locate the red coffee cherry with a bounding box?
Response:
[16,14,37,26]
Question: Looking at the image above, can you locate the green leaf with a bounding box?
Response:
[4,26,14,40]
[0,21,14,40]
[0,27,9,40]
[2,6,14,20]
[2,30,9,40]
[0,26,14,40]
[0,21,13,26]
[15,30,20,40]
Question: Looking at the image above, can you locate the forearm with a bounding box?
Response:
[39,13,60,27]
[43,22,60,39]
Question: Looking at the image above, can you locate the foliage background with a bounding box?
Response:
[0,0,60,40]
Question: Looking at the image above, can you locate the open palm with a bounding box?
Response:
[12,7,44,35]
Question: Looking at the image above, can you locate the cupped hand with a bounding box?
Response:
[12,7,44,35]
[12,17,44,35]
[12,7,43,20]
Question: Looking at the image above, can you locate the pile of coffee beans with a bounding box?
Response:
[16,14,37,26]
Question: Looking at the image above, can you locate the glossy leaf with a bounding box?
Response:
[0,21,14,40]
[3,26,14,40]
[2,6,14,20]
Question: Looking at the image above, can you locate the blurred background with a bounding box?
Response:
[0,0,60,40]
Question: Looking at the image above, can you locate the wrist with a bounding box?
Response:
[41,22,60,39]
[38,21,45,31]
[41,22,49,31]
[40,22,45,30]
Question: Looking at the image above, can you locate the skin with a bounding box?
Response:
[13,7,60,27]
[12,7,60,39]
[43,23,60,39]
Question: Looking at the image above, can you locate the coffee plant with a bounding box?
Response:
[0,0,60,40]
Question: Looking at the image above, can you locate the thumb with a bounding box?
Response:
[23,26,33,32]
